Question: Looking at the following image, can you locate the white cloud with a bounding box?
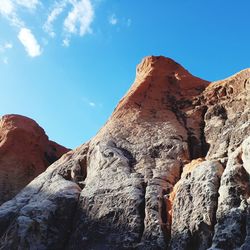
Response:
[43,1,67,37]
[0,0,95,53]
[108,15,131,29]
[0,0,40,27]
[0,0,14,15]
[18,28,42,57]
[0,42,13,52]
[0,0,23,27]
[62,37,70,47]
[0,0,42,57]
[15,0,40,10]
[82,97,98,108]
[109,14,118,25]
[1,0,40,11]
[44,0,94,46]
[64,0,94,36]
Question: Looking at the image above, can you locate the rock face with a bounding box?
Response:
[169,160,224,250]
[0,114,69,205]
[0,56,249,250]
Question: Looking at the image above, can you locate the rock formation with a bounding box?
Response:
[0,56,249,250]
[0,114,69,205]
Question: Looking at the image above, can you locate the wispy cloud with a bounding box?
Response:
[15,0,40,10]
[0,0,14,16]
[0,0,95,56]
[109,14,118,25]
[82,97,102,108]
[43,1,67,37]
[62,37,70,47]
[0,41,13,64]
[44,0,94,46]
[18,28,42,57]
[0,0,23,27]
[0,0,40,27]
[0,0,42,57]
[0,42,13,52]
[64,0,94,36]
[108,14,132,29]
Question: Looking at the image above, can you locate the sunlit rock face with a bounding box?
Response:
[0,114,69,205]
[0,56,250,250]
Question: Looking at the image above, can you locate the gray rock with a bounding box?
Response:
[170,161,224,250]
[209,146,250,250]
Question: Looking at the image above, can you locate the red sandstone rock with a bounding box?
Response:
[0,114,69,204]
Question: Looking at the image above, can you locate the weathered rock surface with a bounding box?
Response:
[170,160,224,250]
[0,114,69,205]
[0,56,249,250]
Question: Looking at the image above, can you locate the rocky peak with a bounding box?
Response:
[113,56,209,120]
[0,114,45,135]
[0,114,69,205]
[0,114,48,151]
[135,56,182,77]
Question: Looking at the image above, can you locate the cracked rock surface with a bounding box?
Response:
[0,56,249,250]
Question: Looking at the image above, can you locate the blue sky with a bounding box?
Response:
[0,0,250,149]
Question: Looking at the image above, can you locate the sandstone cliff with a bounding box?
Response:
[0,56,249,250]
[0,114,69,205]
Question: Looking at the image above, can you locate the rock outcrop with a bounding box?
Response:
[0,56,249,250]
[0,114,69,205]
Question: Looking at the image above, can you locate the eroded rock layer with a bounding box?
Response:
[0,114,69,205]
[0,56,249,250]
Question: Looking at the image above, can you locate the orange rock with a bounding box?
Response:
[111,56,209,121]
[0,114,69,204]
